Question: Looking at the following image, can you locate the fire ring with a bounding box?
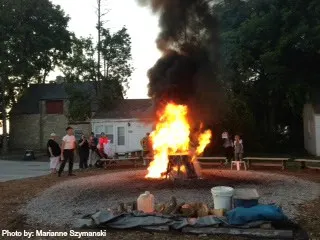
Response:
[21,169,320,227]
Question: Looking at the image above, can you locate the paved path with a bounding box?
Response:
[0,160,78,182]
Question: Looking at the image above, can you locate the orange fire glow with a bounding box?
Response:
[146,103,212,178]
[196,130,212,155]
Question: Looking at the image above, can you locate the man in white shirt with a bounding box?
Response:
[58,126,77,177]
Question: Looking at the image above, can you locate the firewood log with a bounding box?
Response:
[197,203,209,217]
[155,203,165,213]
[131,201,137,211]
[181,204,196,217]
[209,209,224,217]
[118,202,126,213]
[162,196,177,215]
[173,202,185,214]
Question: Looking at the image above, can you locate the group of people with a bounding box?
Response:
[47,126,113,176]
[223,133,244,164]
[47,127,77,176]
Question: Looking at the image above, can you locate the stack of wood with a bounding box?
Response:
[154,197,225,218]
[115,196,225,218]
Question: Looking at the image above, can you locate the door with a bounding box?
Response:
[115,124,127,153]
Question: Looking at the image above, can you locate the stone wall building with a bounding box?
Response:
[10,82,97,150]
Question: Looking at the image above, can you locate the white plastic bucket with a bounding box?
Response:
[211,186,234,210]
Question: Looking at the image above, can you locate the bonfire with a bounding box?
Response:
[146,103,212,179]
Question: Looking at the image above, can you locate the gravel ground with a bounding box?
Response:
[21,169,320,228]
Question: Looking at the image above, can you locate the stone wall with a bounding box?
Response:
[10,100,92,150]
[40,114,69,148]
[39,100,69,148]
[10,114,41,150]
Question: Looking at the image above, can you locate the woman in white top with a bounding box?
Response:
[58,126,77,177]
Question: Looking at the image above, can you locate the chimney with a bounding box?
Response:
[55,76,65,84]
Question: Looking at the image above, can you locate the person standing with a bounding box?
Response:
[140,133,151,155]
[78,134,90,169]
[47,133,61,174]
[223,133,234,164]
[140,132,152,166]
[98,132,109,158]
[88,132,98,167]
[58,127,77,177]
[234,135,244,161]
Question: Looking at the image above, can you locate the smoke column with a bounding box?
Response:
[138,0,225,127]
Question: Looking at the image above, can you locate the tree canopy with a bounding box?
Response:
[61,26,133,120]
[0,0,71,107]
[215,0,320,152]
[60,35,97,83]
[0,0,72,152]
[100,27,133,106]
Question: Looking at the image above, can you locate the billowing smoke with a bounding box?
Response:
[138,0,225,127]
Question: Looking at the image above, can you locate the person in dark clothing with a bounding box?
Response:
[47,133,61,174]
[223,133,234,164]
[79,134,90,169]
[88,132,98,167]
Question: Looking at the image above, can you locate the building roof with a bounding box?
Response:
[11,82,97,114]
[93,99,154,119]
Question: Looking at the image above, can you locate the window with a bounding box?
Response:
[46,100,63,114]
[105,125,114,143]
[74,129,83,141]
[94,125,104,137]
[94,124,114,143]
[117,127,125,146]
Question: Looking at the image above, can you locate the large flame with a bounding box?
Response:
[146,103,212,178]
[196,130,212,155]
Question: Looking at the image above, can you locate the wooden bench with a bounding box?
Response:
[197,157,226,166]
[294,159,320,170]
[243,157,290,170]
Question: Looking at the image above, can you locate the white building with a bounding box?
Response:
[91,99,154,154]
[303,102,320,156]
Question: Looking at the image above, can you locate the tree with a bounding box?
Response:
[60,27,133,114]
[101,27,133,92]
[0,0,71,152]
[65,85,92,122]
[96,0,109,84]
[215,0,320,152]
[99,27,133,107]
[60,35,97,83]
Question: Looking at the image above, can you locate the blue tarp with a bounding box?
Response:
[76,204,288,230]
[76,211,223,230]
[226,205,288,225]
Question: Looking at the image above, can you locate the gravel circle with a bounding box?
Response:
[20,169,320,227]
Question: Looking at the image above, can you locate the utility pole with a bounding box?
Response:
[97,0,102,84]
[0,76,8,154]
[96,0,109,94]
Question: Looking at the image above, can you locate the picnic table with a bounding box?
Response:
[243,157,289,170]
[294,159,320,170]
[99,150,146,169]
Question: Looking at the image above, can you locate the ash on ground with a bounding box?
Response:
[20,170,320,227]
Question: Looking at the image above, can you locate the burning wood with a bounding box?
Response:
[145,103,212,179]
[166,154,197,180]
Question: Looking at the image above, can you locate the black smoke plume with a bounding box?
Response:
[138,0,225,127]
